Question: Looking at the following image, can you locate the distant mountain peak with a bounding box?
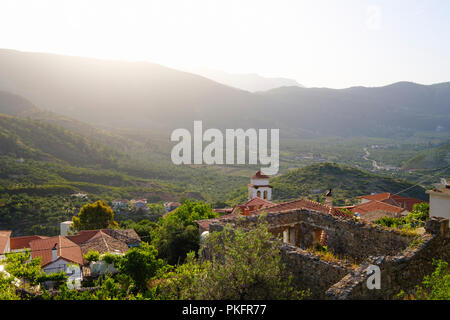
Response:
[189,68,303,92]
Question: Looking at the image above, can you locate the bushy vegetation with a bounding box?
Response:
[157,222,309,300]
[374,203,430,230]
[150,200,218,265]
[399,259,450,300]
[0,221,309,300]
[84,250,101,263]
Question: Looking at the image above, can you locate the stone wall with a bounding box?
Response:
[280,244,352,299]
[208,210,449,300]
[213,209,415,262]
[326,217,450,299]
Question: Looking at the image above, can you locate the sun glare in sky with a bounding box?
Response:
[0,0,449,88]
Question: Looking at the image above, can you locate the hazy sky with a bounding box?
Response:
[1,0,449,88]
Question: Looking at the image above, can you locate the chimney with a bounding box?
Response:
[325,189,333,207]
[52,243,58,262]
[60,221,73,236]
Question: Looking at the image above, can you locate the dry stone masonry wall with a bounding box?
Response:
[208,209,450,299]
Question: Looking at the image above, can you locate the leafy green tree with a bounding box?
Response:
[152,200,217,264]
[197,222,309,299]
[375,202,430,229]
[4,250,42,285]
[152,221,200,265]
[157,251,207,300]
[405,202,429,227]
[117,242,166,293]
[0,273,19,300]
[95,277,122,300]
[374,216,404,228]
[399,259,450,300]
[100,252,121,265]
[71,200,118,231]
[158,222,309,300]
[35,271,67,289]
[165,200,218,226]
[51,284,98,300]
[84,250,101,263]
[120,219,157,241]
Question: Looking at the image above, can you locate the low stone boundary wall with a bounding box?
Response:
[212,209,415,262]
[325,217,450,299]
[209,211,449,300]
[280,244,352,299]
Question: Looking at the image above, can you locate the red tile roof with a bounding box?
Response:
[102,229,141,246]
[350,200,407,215]
[251,170,270,179]
[66,230,100,245]
[236,197,276,216]
[10,235,48,251]
[79,231,129,255]
[197,197,352,231]
[253,198,352,218]
[390,195,426,212]
[357,192,393,202]
[239,197,275,208]
[0,230,12,254]
[30,236,84,267]
[131,199,147,203]
[357,193,426,211]
[356,210,401,223]
[67,229,141,246]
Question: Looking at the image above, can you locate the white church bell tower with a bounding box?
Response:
[248,170,273,201]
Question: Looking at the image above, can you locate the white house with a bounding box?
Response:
[29,236,84,289]
[426,179,450,225]
[112,199,129,211]
[130,199,148,211]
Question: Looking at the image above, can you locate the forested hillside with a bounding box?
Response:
[271,163,427,203]
[402,141,450,170]
[227,163,428,206]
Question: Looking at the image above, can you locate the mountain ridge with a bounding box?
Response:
[0,48,449,139]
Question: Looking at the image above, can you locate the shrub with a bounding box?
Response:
[398,259,450,300]
[84,250,101,263]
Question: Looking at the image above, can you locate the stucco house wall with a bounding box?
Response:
[43,258,82,289]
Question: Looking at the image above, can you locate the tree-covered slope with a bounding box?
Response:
[0,90,37,116]
[269,163,428,204]
[0,114,125,168]
[402,141,450,170]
